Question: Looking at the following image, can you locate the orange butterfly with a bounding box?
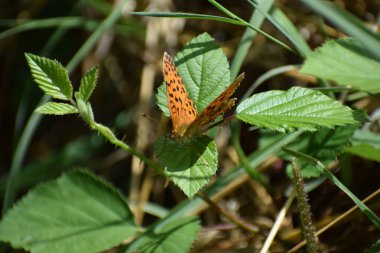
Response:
[163,52,244,140]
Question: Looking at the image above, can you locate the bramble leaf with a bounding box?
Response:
[300,38,380,93]
[79,66,98,102]
[0,170,136,253]
[25,53,72,100]
[237,87,356,132]
[35,102,78,115]
[155,136,217,197]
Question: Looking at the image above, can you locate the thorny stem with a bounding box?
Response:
[91,122,164,176]
[292,160,319,253]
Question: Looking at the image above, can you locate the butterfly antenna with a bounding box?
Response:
[142,113,159,124]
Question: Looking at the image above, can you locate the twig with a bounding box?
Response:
[260,190,295,253]
[197,191,259,234]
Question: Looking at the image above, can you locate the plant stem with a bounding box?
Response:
[292,160,319,253]
[92,122,164,175]
[197,191,258,233]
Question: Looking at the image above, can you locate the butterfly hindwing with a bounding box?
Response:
[185,73,245,137]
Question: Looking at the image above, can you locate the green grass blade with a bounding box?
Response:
[269,7,311,57]
[137,217,200,253]
[66,0,129,73]
[131,12,242,25]
[208,0,294,53]
[3,95,50,215]
[246,0,311,57]
[300,0,380,61]
[240,65,297,101]
[230,0,274,79]
[0,17,98,40]
[282,147,380,230]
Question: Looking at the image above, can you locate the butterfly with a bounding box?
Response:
[163,52,244,140]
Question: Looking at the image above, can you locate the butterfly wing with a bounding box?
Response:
[163,52,198,138]
[185,73,245,137]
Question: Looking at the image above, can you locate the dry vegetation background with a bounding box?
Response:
[1,0,380,252]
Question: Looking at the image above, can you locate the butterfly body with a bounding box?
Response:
[163,52,244,140]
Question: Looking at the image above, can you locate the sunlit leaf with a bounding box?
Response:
[155,136,217,197]
[237,87,356,132]
[79,66,98,102]
[301,38,380,93]
[0,170,136,253]
[25,53,72,100]
[345,129,380,162]
[35,102,78,115]
[299,0,380,61]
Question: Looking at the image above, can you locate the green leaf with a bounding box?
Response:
[300,38,380,93]
[137,216,200,253]
[345,129,380,162]
[299,0,380,61]
[236,86,356,132]
[261,125,357,177]
[155,136,217,198]
[0,170,136,253]
[346,144,380,163]
[25,53,73,100]
[350,129,380,148]
[294,126,356,177]
[35,102,78,115]
[156,32,231,115]
[79,66,98,101]
[156,84,169,117]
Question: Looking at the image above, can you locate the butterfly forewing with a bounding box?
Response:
[163,52,197,137]
[185,73,245,137]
